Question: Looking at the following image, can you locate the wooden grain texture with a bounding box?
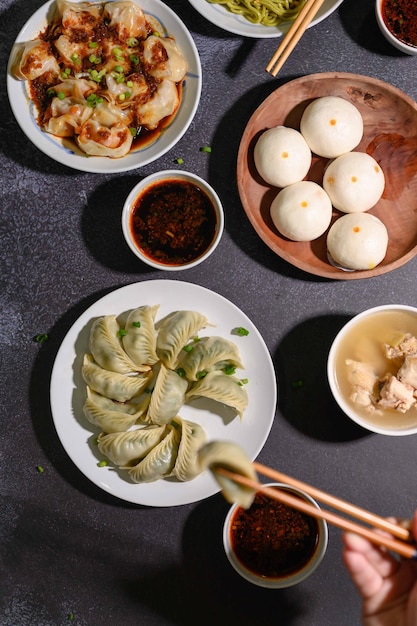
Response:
[237,72,417,280]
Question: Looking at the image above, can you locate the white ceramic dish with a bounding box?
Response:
[223,483,328,588]
[188,0,344,38]
[328,305,417,436]
[122,170,224,270]
[375,0,417,55]
[7,0,202,173]
[50,280,277,506]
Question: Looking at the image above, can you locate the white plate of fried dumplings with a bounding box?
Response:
[50,280,277,506]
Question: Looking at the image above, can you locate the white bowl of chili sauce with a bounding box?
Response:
[122,170,224,270]
[223,483,328,588]
[375,0,417,55]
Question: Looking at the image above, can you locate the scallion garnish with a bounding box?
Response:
[117,329,127,337]
[36,465,45,473]
[196,371,207,379]
[126,37,139,47]
[235,326,249,336]
[176,368,186,377]
[132,321,141,327]
[182,344,193,352]
[223,365,236,375]
[97,460,108,467]
[200,145,212,153]
[35,333,49,343]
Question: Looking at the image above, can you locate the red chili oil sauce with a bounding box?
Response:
[230,491,319,579]
[129,179,218,266]
[381,0,417,48]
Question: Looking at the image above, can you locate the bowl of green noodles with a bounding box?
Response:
[186,0,344,38]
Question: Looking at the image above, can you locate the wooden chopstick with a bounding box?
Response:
[253,462,411,542]
[217,467,417,560]
[266,0,327,77]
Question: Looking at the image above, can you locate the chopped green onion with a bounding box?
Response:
[36,465,44,473]
[239,378,249,385]
[47,88,55,97]
[235,326,249,336]
[57,91,66,100]
[132,321,141,327]
[68,613,74,621]
[153,31,160,37]
[200,145,212,153]
[89,41,99,48]
[118,93,126,101]
[97,460,108,467]
[130,54,139,65]
[88,68,106,83]
[126,37,139,47]
[114,65,124,72]
[182,344,193,352]
[117,329,127,337]
[126,80,133,88]
[93,437,99,445]
[89,54,101,64]
[223,365,236,375]
[292,379,304,389]
[175,157,184,164]
[196,371,207,379]
[129,127,137,137]
[35,333,49,342]
[176,368,186,377]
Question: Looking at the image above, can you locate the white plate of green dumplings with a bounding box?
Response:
[50,280,277,506]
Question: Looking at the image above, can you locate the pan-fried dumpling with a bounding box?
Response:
[179,336,244,382]
[172,417,206,481]
[126,425,181,483]
[142,36,188,83]
[103,1,147,40]
[83,387,150,433]
[11,40,60,80]
[135,79,180,131]
[147,364,188,425]
[82,354,152,402]
[97,425,168,466]
[89,315,149,374]
[122,305,159,367]
[156,310,209,369]
[197,441,257,508]
[186,370,248,418]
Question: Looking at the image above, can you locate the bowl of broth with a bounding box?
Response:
[223,483,328,588]
[328,305,417,435]
[122,170,224,270]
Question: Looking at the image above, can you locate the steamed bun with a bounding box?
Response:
[300,96,363,158]
[327,213,388,270]
[323,152,385,213]
[270,181,332,242]
[254,126,312,188]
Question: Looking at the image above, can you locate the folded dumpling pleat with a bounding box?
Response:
[147,364,188,425]
[89,315,149,374]
[97,425,168,466]
[186,370,248,418]
[172,417,206,482]
[122,305,159,367]
[127,425,181,483]
[83,387,150,433]
[82,354,152,402]
[197,441,257,508]
[156,310,209,369]
[179,336,244,382]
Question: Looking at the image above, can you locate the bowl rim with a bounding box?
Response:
[223,482,328,588]
[327,304,417,436]
[121,169,225,271]
[375,0,417,55]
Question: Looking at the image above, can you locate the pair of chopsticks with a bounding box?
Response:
[217,462,417,560]
[266,0,327,77]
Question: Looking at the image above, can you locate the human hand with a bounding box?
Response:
[342,510,417,626]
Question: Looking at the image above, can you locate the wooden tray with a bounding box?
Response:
[237,72,417,279]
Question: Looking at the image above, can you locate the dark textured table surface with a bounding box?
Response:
[2,0,417,624]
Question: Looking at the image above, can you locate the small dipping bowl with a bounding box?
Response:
[375,0,417,55]
[328,305,417,436]
[122,170,224,270]
[223,483,328,588]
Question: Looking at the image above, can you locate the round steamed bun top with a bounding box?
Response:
[323,152,385,213]
[300,96,364,158]
[254,126,312,188]
[270,180,333,242]
[327,213,388,270]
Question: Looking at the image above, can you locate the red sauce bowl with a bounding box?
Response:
[223,483,328,588]
[376,0,417,55]
[122,170,224,271]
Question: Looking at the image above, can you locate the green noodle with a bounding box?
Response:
[207,0,306,27]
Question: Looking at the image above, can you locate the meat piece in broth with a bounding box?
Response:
[378,375,415,413]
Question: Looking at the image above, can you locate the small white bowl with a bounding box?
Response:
[223,483,328,588]
[328,305,417,436]
[122,170,224,271]
[375,1,417,55]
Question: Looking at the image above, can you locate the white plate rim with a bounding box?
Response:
[6,0,202,173]
[50,280,277,506]
[187,0,344,38]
